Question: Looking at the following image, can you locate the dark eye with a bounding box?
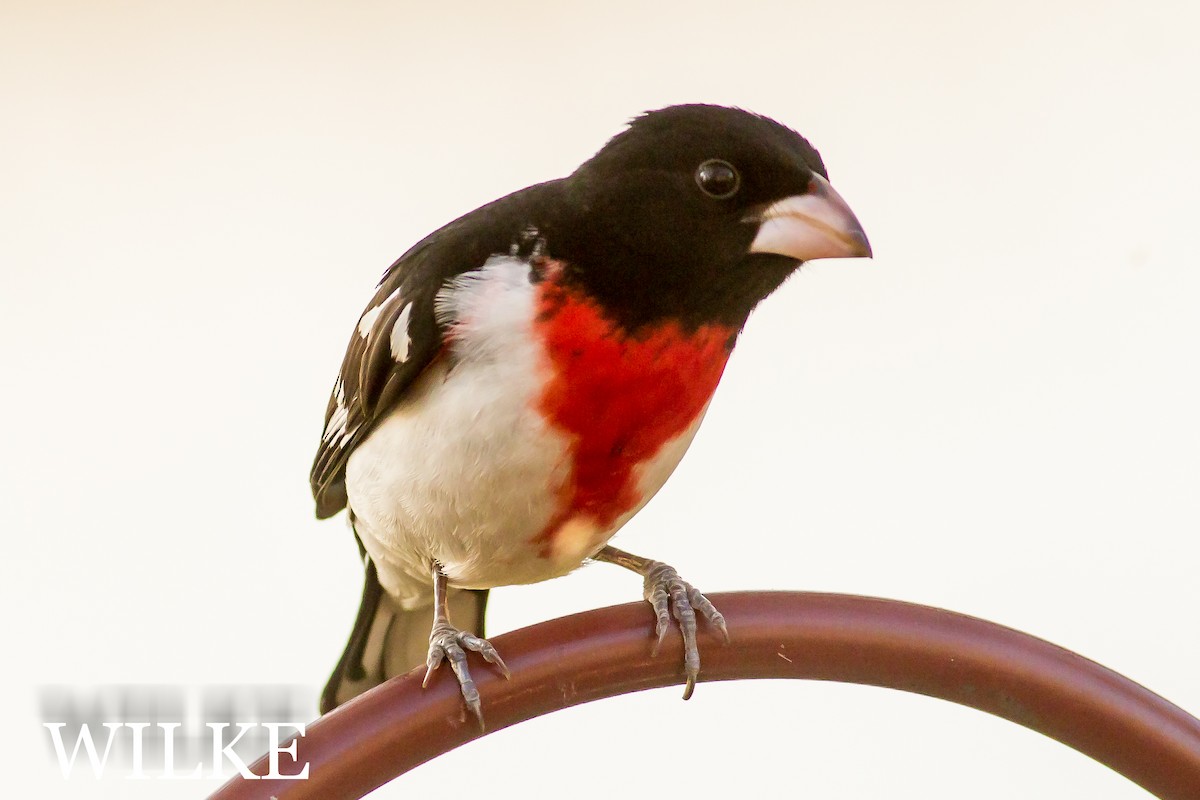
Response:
[694,159,740,199]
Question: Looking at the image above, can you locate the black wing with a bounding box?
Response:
[309,180,562,518]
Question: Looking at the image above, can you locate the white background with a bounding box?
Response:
[3,1,1198,797]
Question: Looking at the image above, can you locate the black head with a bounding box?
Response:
[548,104,871,331]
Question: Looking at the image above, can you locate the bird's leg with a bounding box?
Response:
[423,563,510,727]
[593,545,729,700]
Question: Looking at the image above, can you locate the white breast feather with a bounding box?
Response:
[346,257,570,606]
[345,256,709,608]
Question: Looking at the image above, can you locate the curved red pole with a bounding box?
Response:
[210,592,1200,800]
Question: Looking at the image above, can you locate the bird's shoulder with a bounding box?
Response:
[309,180,564,518]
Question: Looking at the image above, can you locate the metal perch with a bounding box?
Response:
[210,591,1200,800]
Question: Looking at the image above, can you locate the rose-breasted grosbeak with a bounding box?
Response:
[312,104,871,722]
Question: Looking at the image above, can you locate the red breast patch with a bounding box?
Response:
[531,269,735,555]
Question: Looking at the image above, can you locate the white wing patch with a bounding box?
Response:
[322,375,359,446]
[358,287,402,339]
[357,305,383,338]
[322,377,349,443]
[390,303,413,363]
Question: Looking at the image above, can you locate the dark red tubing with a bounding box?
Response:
[211,592,1200,799]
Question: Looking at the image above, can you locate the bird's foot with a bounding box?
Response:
[423,620,510,727]
[641,561,729,700]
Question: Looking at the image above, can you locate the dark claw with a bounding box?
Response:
[461,633,512,678]
[640,561,725,699]
[687,585,730,643]
[424,621,509,729]
[648,583,672,656]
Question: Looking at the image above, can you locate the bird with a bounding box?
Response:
[311,104,871,723]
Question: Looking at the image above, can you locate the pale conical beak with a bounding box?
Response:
[749,173,872,261]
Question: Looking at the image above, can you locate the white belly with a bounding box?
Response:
[344,256,706,608]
